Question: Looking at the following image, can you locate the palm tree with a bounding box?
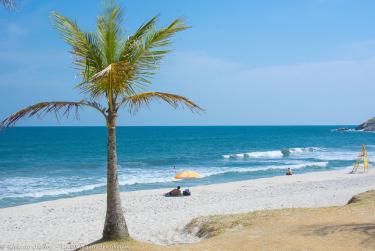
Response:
[0,2,202,241]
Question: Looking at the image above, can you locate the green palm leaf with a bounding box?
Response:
[0,100,106,128]
[122,92,203,114]
[97,4,123,65]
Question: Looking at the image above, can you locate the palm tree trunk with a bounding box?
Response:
[102,114,129,240]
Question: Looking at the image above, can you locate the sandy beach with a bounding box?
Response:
[1,168,375,251]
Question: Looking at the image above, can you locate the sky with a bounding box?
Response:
[1,0,375,126]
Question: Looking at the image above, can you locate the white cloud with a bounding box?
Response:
[155,51,375,125]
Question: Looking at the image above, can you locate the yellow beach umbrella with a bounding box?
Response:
[175,170,202,179]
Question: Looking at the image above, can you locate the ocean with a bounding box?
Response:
[0,126,374,208]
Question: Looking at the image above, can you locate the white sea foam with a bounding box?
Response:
[331,128,375,133]
[288,147,321,153]
[200,161,329,177]
[222,150,283,159]
[5,162,328,199]
[119,175,175,186]
[0,183,106,199]
[235,153,246,158]
[246,150,284,158]
[0,169,180,200]
[0,160,332,200]
[222,147,323,159]
[8,155,360,202]
[308,150,375,161]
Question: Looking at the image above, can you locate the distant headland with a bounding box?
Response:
[337,117,375,131]
[356,117,375,131]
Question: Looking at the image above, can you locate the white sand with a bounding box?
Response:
[1,169,375,250]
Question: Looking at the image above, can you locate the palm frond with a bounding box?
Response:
[2,0,15,10]
[84,61,136,99]
[119,15,158,61]
[82,100,107,118]
[122,18,190,89]
[145,18,190,49]
[51,12,104,81]
[0,100,106,128]
[97,4,123,65]
[121,92,203,114]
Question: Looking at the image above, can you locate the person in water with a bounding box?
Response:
[166,186,181,196]
[286,167,293,176]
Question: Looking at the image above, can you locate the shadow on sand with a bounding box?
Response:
[74,239,102,251]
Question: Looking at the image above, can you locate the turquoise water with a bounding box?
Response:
[0,126,374,208]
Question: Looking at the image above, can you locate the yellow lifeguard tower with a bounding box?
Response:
[351,144,369,173]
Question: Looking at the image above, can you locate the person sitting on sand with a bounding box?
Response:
[183,188,191,196]
[166,186,181,196]
[286,167,293,176]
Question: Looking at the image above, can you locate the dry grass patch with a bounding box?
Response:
[78,238,173,251]
[80,190,375,251]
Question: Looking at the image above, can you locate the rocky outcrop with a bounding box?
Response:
[356,117,375,131]
[336,127,351,131]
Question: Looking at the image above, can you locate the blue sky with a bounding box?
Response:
[1,0,375,126]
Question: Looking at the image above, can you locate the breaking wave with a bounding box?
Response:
[201,161,328,177]
[0,160,329,200]
[0,182,106,199]
[223,147,322,159]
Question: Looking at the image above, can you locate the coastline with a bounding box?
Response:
[1,168,375,250]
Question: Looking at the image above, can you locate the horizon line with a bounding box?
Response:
[7,124,356,127]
